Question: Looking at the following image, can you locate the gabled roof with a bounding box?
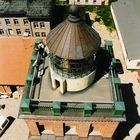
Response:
[0,37,35,85]
[112,0,140,60]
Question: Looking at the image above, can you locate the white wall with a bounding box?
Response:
[69,0,108,5]
[126,59,140,70]
[50,65,96,93]
[31,21,50,37]
[111,6,140,70]
[66,70,96,91]
[0,17,31,36]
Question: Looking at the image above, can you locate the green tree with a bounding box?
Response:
[85,6,115,32]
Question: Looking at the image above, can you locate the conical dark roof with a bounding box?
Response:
[46,7,101,60]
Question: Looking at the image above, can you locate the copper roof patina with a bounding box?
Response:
[46,6,101,60]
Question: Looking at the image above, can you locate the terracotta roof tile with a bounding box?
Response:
[0,37,36,85]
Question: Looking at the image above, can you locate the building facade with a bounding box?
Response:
[0,17,31,36]
[31,21,50,37]
[58,0,109,5]
[0,17,50,37]
[0,0,52,37]
[111,0,140,69]
[0,37,36,93]
[19,6,126,140]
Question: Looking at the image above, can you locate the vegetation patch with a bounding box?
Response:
[85,6,116,32]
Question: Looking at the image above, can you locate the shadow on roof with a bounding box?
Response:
[114,83,140,140]
[94,48,112,83]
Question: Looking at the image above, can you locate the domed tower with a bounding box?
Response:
[46,6,101,94]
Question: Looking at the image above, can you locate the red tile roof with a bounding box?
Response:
[0,37,36,85]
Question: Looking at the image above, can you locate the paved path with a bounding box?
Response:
[0,97,29,140]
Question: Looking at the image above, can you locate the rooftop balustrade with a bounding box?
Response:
[19,40,125,120]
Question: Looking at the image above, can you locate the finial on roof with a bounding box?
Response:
[69,5,79,16]
[68,5,80,23]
